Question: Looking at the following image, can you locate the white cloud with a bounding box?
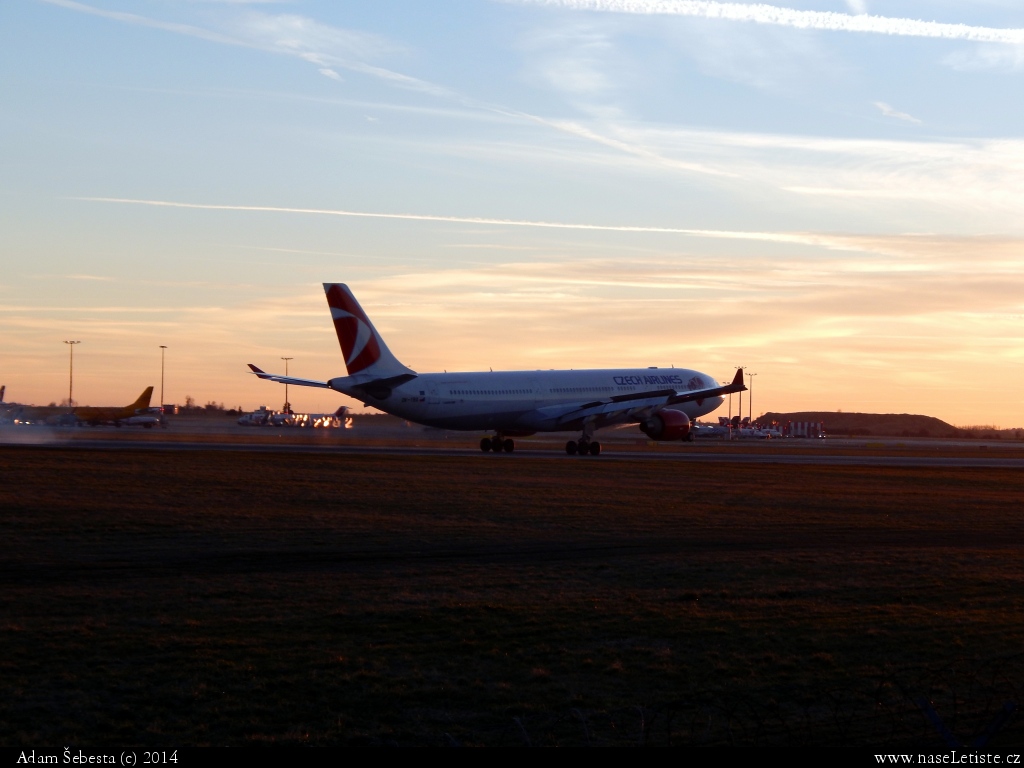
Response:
[665,13,839,94]
[36,0,736,177]
[874,101,922,124]
[513,0,1024,44]
[75,108,1024,225]
[38,0,249,47]
[39,0,456,98]
[594,123,1024,217]
[844,0,867,15]
[945,44,1024,72]
[227,12,397,63]
[74,196,1024,260]
[41,0,1024,217]
[525,116,736,176]
[520,25,618,97]
[318,68,342,81]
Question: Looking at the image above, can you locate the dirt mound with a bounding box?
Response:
[761,411,955,438]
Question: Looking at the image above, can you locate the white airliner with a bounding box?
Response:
[249,284,746,455]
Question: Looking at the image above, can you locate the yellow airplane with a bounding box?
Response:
[73,386,156,427]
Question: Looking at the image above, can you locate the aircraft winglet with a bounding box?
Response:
[247,364,273,380]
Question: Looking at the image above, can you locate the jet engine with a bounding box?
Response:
[639,409,691,441]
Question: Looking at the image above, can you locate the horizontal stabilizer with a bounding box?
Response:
[344,374,415,403]
[668,367,745,406]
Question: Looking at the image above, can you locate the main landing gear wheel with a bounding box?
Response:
[565,439,602,456]
[481,436,515,453]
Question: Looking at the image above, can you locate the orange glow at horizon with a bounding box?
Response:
[3,233,1022,429]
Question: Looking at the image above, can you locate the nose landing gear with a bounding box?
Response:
[480,436,515,453]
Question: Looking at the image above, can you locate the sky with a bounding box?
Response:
[2,0,1023,426]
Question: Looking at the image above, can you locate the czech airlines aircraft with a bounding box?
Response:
[249,284,746,456]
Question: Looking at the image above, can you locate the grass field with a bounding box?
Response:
[2,446,1024,746]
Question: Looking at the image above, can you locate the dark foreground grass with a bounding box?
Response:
[2,447,1024,746]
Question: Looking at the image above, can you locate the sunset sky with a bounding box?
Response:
[2,0,1023,426]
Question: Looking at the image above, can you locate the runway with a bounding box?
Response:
[8,435,1024,468]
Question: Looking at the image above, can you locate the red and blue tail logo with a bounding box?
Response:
[325,284,383,375]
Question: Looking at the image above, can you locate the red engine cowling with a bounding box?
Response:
[639,409,691,441]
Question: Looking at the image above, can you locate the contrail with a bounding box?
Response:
[515,0,1024,45]
[39,0,248,48]
[75,196,866,249]
[39,0,732,177]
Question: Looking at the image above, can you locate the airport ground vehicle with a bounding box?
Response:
[238,406,350,427]
[250,284,745,455]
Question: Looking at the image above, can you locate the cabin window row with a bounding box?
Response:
[451,389,532,395]
[551,387,614,393]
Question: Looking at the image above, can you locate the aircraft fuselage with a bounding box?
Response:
[330,367,723,432]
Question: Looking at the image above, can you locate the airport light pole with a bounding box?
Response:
[281,357,293,413]
[735,366,744,425]
[64,340,81,407]
[747,372,757,424]
[159,345,167,408]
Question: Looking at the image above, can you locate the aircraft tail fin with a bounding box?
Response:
[131,386,154,413]
[0,385,5,403]
[323,283,415,378]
